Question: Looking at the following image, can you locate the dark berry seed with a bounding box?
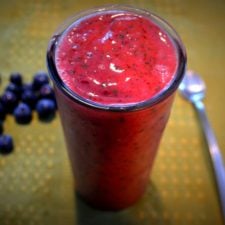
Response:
[36,99,56,120]
[10,72,23,86]
[118,117,125,123]
[1,91,19,113]
[0,102,6,120]
[0,134,14,155]
[21,90,37,109]
[39,84,55,100]
[32,71,49,91]
[102,90,110,96]
[13,103,32,124]
[80,80,89,85]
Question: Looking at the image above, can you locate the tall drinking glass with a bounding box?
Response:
[47,5,186,210]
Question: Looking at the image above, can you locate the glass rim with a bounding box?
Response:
[46,4,187,112]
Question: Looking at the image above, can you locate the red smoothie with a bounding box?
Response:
[55,12,177,105]
[47,5,186,210]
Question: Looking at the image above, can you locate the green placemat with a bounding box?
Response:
[0,0,224,225]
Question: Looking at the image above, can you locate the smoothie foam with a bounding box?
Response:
[55,11,177,105]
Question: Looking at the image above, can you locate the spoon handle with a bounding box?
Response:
[194,100,225,220]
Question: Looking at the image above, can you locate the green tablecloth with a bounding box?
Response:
[0,0,224,224]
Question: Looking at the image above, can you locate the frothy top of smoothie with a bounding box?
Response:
[55,10,178,105]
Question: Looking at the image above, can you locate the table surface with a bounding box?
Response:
[0,0,225,224]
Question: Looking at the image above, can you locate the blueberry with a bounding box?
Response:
[21,90,37,109]
[10,72,23,86]
[0,134,14,155]
[5,83,22,97]
[36,99,56,120]
[1,91,19,113]
[39,84,55,100]
[32,71,49,91]
[0,102,6,120]
[13,103,32,124]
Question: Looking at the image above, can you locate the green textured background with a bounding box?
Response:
[0,0,225,224]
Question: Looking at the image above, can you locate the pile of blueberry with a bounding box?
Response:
[0,71,57,155]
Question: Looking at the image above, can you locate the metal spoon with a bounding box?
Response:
[179,70,225,220]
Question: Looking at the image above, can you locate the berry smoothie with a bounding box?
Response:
[47,5,186,210]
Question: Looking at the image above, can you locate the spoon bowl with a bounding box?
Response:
[179,70,206,102]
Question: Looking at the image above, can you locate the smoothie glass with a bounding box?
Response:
[47,5,186,211]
